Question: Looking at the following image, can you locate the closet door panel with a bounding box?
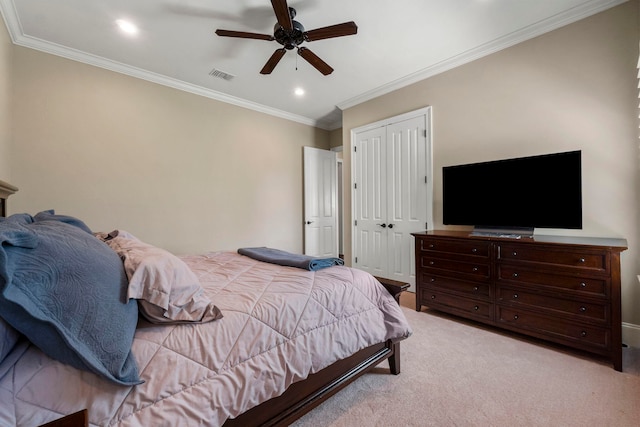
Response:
[354,127,387,275]
[385,116,428,286]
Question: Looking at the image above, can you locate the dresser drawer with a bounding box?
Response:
[497,307,610,351]
[420,273,491,300]
[496,286,608,323]
[420,289,492,321]
[497,265,608,297]
[418,237,490,258]
[498,244,607,273]
[420,255,490,280]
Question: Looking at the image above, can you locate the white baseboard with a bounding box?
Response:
[622,322,640,348]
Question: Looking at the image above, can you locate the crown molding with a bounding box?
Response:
[1,0,626,131]
[336,0,628,111]
[0,0,327,129]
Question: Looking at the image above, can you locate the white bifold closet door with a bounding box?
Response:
[352,109,431,291]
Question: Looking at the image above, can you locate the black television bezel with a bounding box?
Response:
[442,150,582,234]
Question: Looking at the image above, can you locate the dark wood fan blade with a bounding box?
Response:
[260,48,287,74]
[271,0,293,31]
[215,29,274,41]
[298,47,333,75]
[304,21,357,42]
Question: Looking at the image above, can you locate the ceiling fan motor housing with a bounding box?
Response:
[274,20,305,50]
[215,3,356,75]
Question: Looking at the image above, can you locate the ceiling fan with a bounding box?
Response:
[215,0,358,75]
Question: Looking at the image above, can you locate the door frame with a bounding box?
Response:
[349,106,434,268]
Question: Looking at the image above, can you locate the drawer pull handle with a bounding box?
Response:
[473,305,479,311]
[431,295,436,299]
[513,314,519,320]
[429,261,435,265]
[580,282,587,288]
[512,251,517,256]
[430,277,436,282]
[581,331,587,337]
[579,258,586,263]
[512,272,519,278]
[471,248,477,253]
[513,294,518,299]
[472,267,478,272]
[580,306,587,312]
[429,244,434,249]
[473,286,479,292]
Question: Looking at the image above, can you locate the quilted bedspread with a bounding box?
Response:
[0,252,412,426]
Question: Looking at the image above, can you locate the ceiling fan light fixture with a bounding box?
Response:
[274,19,305,50]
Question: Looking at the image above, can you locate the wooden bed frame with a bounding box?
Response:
[0,179,18,218]
[3,183,405,427]
[225,339,400,426]
[224,278,407,426]
[44,340,400,427]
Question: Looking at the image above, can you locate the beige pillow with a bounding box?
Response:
[96,230,222,324]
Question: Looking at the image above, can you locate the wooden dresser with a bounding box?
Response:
[412,230,628,371]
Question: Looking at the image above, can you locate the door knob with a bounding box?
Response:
[387,223,394,229]
[377,223,387,228]
[306,221,313,225]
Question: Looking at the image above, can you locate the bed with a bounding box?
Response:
[0,205,412,426]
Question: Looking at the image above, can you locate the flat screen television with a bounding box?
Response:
[442,150,582,237]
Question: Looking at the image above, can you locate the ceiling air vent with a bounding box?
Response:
[209,68,235,81]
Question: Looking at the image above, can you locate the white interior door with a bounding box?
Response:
[353,127,387,277]
[385,116,428,287]
[304,147,338,257]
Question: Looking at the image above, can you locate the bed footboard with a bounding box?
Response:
[224,340,400,427]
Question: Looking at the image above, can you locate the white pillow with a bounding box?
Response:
[96,230,222,324]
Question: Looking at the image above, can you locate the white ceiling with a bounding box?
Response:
[0,0,626,130]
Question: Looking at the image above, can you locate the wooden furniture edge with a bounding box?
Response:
[0,179,18,199]
[375,276,410,303]
[224,340,399,426]
[39,409,88,427]
[0,179,18,218]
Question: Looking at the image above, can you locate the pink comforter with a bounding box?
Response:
[0,252,412,426]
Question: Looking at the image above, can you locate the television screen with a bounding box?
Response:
[442,150,582,232]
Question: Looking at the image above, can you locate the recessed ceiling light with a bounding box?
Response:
[294,87,305,97]
[116,19,138,35]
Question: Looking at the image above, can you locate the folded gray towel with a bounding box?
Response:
[237,247,344,271]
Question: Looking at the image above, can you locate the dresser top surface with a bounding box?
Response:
[412,230,628,251]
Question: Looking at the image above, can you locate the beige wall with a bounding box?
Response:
[329,128,343,149]
[0,14,11,180]
[343,1,640,327]
[8,45,330,254]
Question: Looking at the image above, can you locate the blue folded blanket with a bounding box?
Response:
[0,211,141,385]
[238,247,344,271]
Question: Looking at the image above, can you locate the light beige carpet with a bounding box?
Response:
[292,293,640,427]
